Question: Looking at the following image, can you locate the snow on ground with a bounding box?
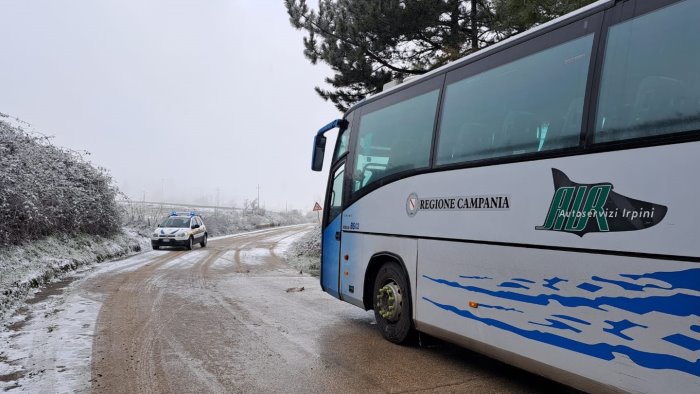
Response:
[273,229,310,257]
[0,225,315,392]
[0,246,171,392]
[0,229,149,321]
[238,248,270,265]
[0,279,100,393]
[211,250,237,270]
[207,223,309,242]
[156,250,207,270]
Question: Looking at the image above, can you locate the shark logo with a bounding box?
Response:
[536,169,667,237]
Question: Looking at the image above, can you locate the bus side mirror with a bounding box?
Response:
[312,134,326,171]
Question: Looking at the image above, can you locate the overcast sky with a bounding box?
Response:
[0,0,339,212]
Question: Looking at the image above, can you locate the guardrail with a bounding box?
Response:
[117,200,243,211]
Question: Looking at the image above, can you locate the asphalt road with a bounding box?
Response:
[3,225,578,393]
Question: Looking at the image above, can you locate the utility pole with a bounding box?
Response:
[257,184,260,211]
[159,178,165,213]
[215,188,220,219]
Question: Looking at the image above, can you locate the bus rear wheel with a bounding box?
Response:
[373,262,414,344]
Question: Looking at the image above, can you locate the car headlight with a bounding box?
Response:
[178,231,188,237]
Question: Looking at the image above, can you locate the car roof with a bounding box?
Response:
[168,212,201,219]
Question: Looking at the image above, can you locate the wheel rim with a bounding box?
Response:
[376,281,403,322]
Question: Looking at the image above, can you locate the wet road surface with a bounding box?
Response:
[4,225,578,393]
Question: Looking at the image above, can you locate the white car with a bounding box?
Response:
[151,212,207,250]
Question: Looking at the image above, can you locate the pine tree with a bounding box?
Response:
[285,0,596,112]
[491,0,596,35]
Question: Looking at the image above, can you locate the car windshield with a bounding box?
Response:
[161,217,191,228]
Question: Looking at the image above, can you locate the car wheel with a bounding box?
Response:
[200,234,207,248]
[186,236,193,250]
[373,261,414,344]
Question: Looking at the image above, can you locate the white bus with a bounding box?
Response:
[310,0,700,392]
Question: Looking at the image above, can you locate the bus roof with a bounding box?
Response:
[346,0,614,115]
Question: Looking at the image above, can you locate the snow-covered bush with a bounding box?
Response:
[203,209,308,236]
[286,224,321,275]
[0,117,121,245]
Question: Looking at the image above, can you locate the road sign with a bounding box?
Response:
[313,202,322,211]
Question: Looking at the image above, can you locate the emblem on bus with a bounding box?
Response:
[536,169,667,237]
[406,193,419,217]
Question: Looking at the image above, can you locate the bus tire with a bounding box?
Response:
[373,261,414,344]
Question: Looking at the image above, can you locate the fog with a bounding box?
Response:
[0,0,339,212]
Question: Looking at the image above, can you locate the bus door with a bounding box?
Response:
[321,160,345,298]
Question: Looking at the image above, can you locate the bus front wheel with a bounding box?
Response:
[373,262,414,344]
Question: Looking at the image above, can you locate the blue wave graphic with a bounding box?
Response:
[499,281,530,289]
[512,278,536,284]
[692,325,700,334]
[480,303,523,313]
[459,275,492,280]
[423,275,700,317]
[530,318,582,333]
[621,269,700,292]
[577,282,603,293]
[552,314,591,326]
[603,319,648,341]
[423,297,700,378]
[543,277,567,291]
[592,276,664,292]
[663,334,700,351]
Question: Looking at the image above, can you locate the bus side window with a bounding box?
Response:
[437,33,593,165]
[497,110,540,155]
[595,0,700,143]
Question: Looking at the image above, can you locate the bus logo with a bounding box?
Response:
[406,193,419,217]
[536,169,667,237]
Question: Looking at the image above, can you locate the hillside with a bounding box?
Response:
[0,114,121,246]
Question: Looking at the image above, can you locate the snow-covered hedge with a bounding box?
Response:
[0,117,121,245]
[286,224,321,275]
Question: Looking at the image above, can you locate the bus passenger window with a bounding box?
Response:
[437,34,593,165]
[595,0,700,142]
